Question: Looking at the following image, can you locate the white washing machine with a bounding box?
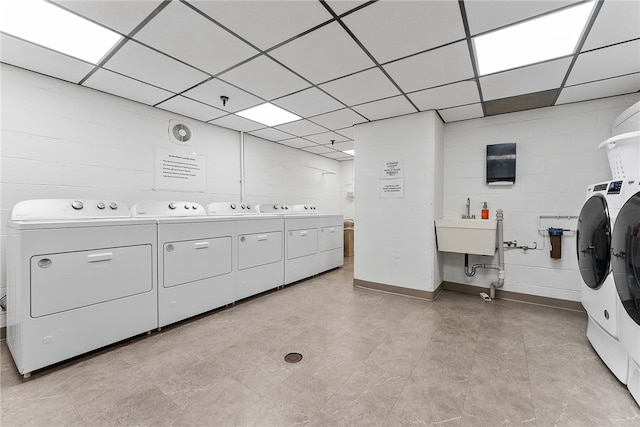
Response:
[6,199,158,377]
[256,204,320,285]
[289,205,344,274]
[207,202,284,301]
[131,201,234,328]
[577,180,630,383]
[612,179,640,405]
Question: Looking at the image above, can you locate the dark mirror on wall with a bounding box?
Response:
[486,143,516,185]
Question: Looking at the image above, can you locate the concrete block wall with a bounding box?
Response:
[0,64,342,327]
[441,94,640,301]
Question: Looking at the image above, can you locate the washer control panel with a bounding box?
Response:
[130,201,206,217]
[10,199,130,220]
[207,202,256,215]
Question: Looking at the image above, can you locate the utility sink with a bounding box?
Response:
[435,219,497,256]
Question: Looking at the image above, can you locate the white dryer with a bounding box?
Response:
[289,205,344,274]
[577,179,630,382]
[207,202,284,301]
[611,179,640,405]
[256,204,320,285]
[131,201,234,328]
[6,199,158,377]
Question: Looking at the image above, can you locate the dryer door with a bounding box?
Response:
[612,191,640,325]
[577,194,611,290]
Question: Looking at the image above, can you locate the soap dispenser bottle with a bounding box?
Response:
[481,202,489,219]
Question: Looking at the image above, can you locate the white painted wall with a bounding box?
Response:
[0,64,342,327]
[441,94,640,301]
[354,111,443,292]
[339,159,355,220]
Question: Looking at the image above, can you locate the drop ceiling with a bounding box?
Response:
[1,0,639,161]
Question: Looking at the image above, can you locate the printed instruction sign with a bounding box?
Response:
[380,179,404,198]
[380,160,403,179]
[155,148,206,192]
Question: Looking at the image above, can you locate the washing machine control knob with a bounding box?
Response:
[97,202,106,210]
[109,203,118,210]
[192,205,197,210]
[184,204,190,209]
[230,203,236,210]
[246,204,251,209]
[168,203,176,210]
[71,201,84,210]
[273,204,280,210]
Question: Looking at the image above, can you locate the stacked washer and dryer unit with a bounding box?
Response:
[578,101,640,405]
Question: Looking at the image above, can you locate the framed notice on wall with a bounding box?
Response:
[154,148,206,192]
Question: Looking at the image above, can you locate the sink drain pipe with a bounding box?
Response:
[463,209,505,299]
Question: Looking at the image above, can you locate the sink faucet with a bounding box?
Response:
[462,197,475,219]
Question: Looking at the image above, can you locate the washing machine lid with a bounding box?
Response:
[612,191,640,326]
[577,194,612,290]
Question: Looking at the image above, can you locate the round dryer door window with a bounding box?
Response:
[612,191,640,325]
[577,194,612,290]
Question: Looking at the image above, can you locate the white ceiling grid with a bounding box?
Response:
[1,0,638,162]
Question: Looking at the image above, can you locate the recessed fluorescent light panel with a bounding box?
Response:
[473,1,595,76]
[236,103,301,127]
[343,150,355,156]
[0,0,122,64]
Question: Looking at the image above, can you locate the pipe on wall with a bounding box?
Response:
[490,209,505,299]
[240,131,246,203]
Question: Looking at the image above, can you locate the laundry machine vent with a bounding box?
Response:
[168,120,193,145]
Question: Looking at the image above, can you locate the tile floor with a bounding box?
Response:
[1,259,639,426]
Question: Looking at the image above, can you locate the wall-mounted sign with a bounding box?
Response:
[155,148,206,192]
[380,179,404,198]
[381,160,403,179]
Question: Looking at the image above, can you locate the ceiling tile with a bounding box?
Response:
[464,0,580,36]
[305,131,350,145]
[218,55,310,100]
[556,73,640,105]
[324,1,370,16]
[182,78,263,113]
[480,58,571,101]
[103,40,208,93]
[351,96,416,121]
[132,1,258,76]
[328,141,355,152]
[275,120,327,137]
[0,34,95,84]
[485,89,559,116]
[302,144,336,155]
[83,69,173,105]
[383,41,474,93]
[310,108,367,130]
[52,0,164,35]
[409,81,480,111]
[272,87,344,117]
[566,40,640,86]
[191,1,332,51]
[438,103,484,122]
[248,127,293,142]
[335,127,355,139]
[277,138,316,149]
[269,21,375,84]
[319,68,400,106]
[157,95,226,122]
[582,0,640,51]
[209,114,263,132]
[342,0,465,63]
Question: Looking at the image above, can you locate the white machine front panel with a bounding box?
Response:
[30,245,153,318]
[287,228,318,260]
[131,201,206,217]
[320,225,343,251]
[238,231,282,270]
[163,237,232,287]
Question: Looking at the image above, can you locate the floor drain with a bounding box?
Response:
[284,352,303,363]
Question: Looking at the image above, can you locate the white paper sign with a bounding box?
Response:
[381,160,403,179]
[380,179,404,198]
[155,148,206,192]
